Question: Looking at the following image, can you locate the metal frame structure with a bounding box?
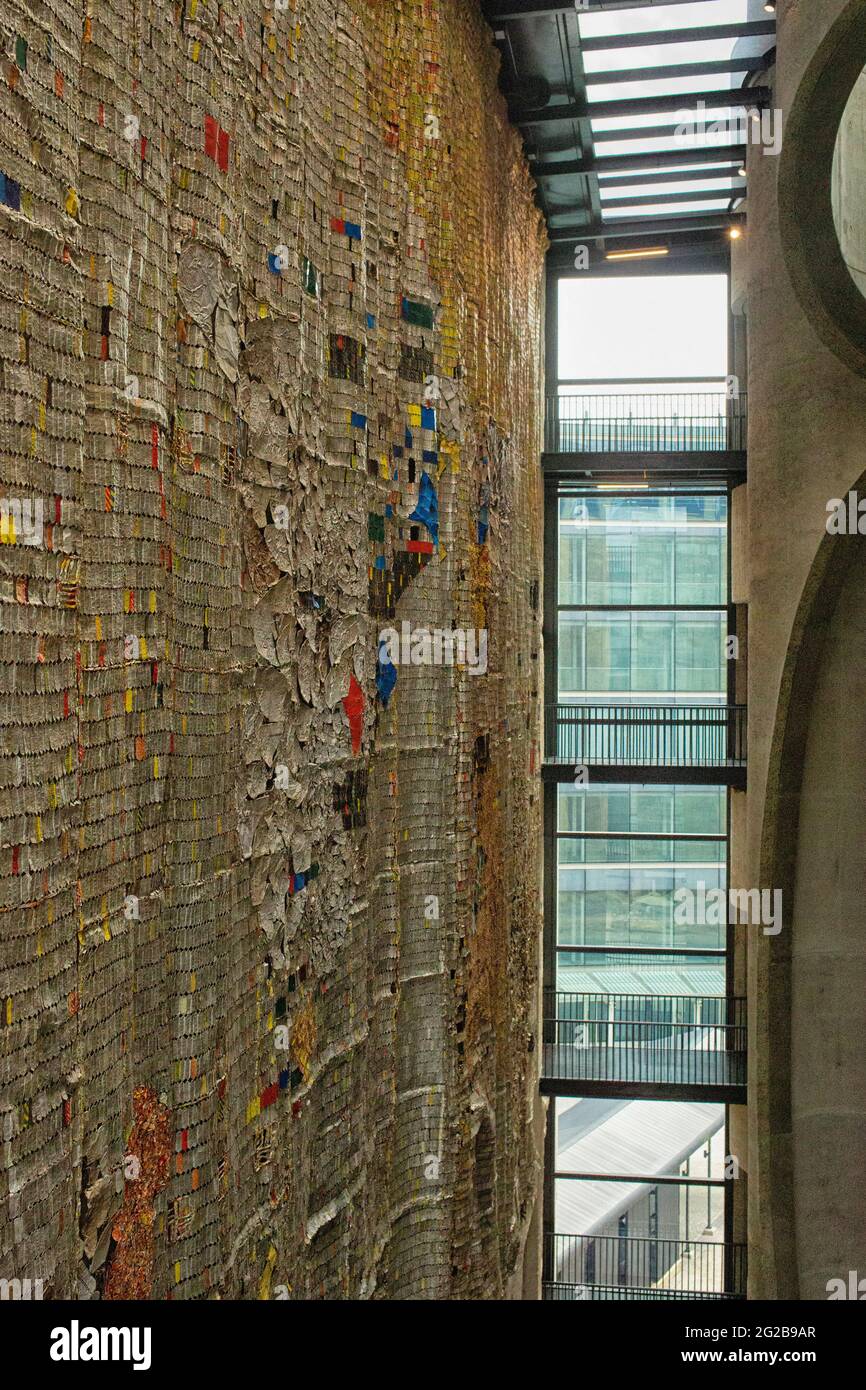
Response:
[484,0,776,258]
[539,244,748,1299]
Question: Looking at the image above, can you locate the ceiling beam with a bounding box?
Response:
[546,240,731,273]
[548,211,746,242]
[585,56,772,85]
[580,20,776,52]
[530,145,747,177]
[516,86,770,124]
[538,117,760,144]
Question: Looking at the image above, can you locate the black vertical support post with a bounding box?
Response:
[724,1107,736,1294]
[726,481,735,1005]
[543,474,559,749]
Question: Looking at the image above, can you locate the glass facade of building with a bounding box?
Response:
[546,484,735,1297]
[553,491,730,994]
[558,493,727,701]
[556,783,727,994]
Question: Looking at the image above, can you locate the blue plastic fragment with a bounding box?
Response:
[376,640,398,707]
[410,471,439,545]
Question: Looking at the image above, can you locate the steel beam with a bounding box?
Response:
[548,211,746,241]
[580,20,776,52]
[586,57,771,85]
[531,145,747,177]
[517,86,770,124]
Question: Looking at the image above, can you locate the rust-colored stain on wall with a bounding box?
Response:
[103,1087,172,1301]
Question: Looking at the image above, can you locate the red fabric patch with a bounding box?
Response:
[260,1083,279,1110]
[406,540,434,555]
[204,114,218,159]
[342,675,365,756]
[217,127,230,172]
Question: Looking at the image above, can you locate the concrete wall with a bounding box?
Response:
[735,0,866,1299]
[789,542,866,1298]
[0,0,546,1300]
[832,68,866,300]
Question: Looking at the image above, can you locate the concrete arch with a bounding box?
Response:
[778,0,866,376]
[758,483,866,1298]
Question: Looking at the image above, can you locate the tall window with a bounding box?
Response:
[545,266,737,1301]
[558,275,729,384]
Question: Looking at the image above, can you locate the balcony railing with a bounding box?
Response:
[546,389,747,454]
[542,990,747,1091]
[544,1233,747,1301]
[545,702,747,769]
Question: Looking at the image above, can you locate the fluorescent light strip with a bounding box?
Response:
[605,247,669,262]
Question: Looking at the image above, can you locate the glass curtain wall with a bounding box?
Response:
[553,486,730,994]
[556,783,727,995]
[558,491,727,701]
[545,266,736,1297]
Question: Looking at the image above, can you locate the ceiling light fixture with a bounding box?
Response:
[729,226,743,240]
[604,246,669,262]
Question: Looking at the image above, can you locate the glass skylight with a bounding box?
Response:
[594,134,742,159]
[601,200,735,218]
[597,161,742,180]
[587,72,751,105]
[599,177,742,201]
[536,0,772,228]
[579,0,753,42]
[592,107,749,133]
[582,36,766,77]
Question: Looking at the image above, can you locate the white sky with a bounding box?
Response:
[558,275,729,381]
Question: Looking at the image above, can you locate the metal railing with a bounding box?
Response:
[546,390,747,454]
[544,1233,747,1300]
[542,990,747,1089]
[545,702,747,768]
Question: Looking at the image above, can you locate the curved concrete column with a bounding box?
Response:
[790,541,866,1297]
